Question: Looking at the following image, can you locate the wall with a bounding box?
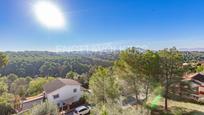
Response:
[46,85,82,105]
[199,86,204,94]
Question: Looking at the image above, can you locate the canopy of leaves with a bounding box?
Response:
[28,77,55,96]
[0,52,8,68]
[30,101,58,115]
[89,67,119,103]
[0,81,8,95]
[0,51,117,77]
[0,93,15,115]
[66,71,79,79]
[158,47,184,84]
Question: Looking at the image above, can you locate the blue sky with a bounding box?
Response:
[1,0,204,51]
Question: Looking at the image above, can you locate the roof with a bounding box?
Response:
[192,73,204,83]
[43,78,81,94]
[185,73,204,84]
[22,95,44,103]
[24,93,44,102]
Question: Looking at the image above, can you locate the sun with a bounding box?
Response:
[33,1,66,29]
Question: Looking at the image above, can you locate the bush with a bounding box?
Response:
[0,104,16,115]
[91,103,150,115]
[30,101,58,115]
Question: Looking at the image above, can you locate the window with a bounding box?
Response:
[79,108,87,112]
[73,88,77,93]
[53,94,59,99]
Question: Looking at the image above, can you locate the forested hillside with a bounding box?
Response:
[1,50,204,77]
[0,51,119,77]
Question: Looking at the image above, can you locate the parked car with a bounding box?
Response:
[73,105,91,115]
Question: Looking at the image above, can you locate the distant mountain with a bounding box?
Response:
[180,48,204,52]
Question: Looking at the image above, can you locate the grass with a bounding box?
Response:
[156,98,204,112]
[147,95,204,115]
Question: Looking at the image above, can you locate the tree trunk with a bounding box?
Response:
[164,77,168,110]
[179,82,182,99]
[145,83,149,101]
[133,78,139,103]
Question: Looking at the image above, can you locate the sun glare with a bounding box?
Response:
[33,1,66,29]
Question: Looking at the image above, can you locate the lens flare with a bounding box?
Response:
[33,1,66,29]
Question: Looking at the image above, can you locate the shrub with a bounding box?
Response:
[0,104,16,115]
[30,101,58,115]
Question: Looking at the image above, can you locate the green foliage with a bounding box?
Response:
[158,47,184,110]
[114,47,144,101]
[0,93,15,115]
[196,65,204,72]
[39,62,59,77]
[183,64,196,73]
[30,101,58,115]
[114,47,160,102]
[142,50,160,78]
[153,85,164,96]
[0,93,14,105]
[28,77,54,96]
[0,51,115,77]
[66,71,79,79]
[0,81,8,95]
[0,52,8,68]
[7,73,18,82]
[100,105,108,115]
[0,104,15,115]
[89,67,120,103]
[10,78,30,97]
[91,103,149,115]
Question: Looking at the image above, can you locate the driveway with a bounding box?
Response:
[66,111,73,115]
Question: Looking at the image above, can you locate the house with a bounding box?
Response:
[19,78,82,113]
[43,78,82,110]
[185,73,204,95]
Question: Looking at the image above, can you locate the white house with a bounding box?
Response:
[43,78,82,108]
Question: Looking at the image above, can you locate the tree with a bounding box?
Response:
[196,65,204,73]
[39,62,58,77]
[6,73,18,92]
[89,67,119,104]
[28,77,54,96]
[114,47,144,102]
[0,51,114,77]
[141,50,160,101]
[10,78,30,97]
[158,47,183,110]
[0,81,8,95]
[0,93,15,115]
[66,71,79,80]
[7,73,18,83]
[30,101,58,115]
[114,48,161,104]
[0,52,8,68]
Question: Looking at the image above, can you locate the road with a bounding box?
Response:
[66,111,73,115]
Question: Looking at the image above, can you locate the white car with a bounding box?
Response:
[73,105,91,115]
